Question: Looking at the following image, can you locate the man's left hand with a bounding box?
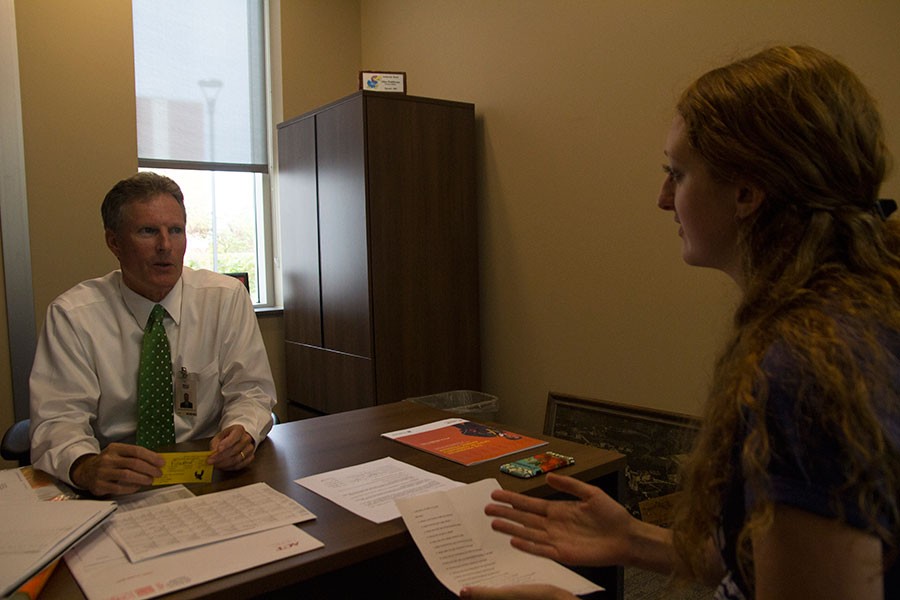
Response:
[208,424,255,470]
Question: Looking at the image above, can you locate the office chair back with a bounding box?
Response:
[1,418,31,466]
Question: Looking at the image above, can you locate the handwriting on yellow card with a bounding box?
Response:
[153,451,214,485]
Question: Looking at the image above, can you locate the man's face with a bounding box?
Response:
[105,193,187,302]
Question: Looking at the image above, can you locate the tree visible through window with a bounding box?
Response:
[132,0,271,305]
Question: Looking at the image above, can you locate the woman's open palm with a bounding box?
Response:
[485,472,638,567]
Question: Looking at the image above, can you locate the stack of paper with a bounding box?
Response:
[67,483,323,600]
[0,488,116,597]
[104,482,315,561]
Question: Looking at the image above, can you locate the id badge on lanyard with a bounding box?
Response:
[175,367,199,417]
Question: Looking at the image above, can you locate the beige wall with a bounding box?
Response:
[2,2,899,455]
[280,0,361,120]
[17,1,135,313]
[356,0,900,431]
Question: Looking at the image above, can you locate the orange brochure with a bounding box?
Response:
[382,418,547,466]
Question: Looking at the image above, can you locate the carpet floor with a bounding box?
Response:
[624,567,715,600]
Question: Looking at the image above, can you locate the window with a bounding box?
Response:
[132,0,273,305]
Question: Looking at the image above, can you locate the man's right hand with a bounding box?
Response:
[70,442,165,496]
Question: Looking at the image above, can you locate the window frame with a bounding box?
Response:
[133,0,278,309]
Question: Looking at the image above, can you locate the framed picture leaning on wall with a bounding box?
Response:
[544,392,701,526]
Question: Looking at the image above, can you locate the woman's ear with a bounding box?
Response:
[735,183,765,219]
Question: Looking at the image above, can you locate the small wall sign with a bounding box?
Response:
[359,71,407,93]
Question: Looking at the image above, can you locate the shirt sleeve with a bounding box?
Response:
[754,345,873,530]
[29,302,103,487]
[215,284,276,446]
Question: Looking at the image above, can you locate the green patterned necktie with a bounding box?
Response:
[136,304,175,449]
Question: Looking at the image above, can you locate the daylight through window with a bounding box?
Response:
[132,0,272,305]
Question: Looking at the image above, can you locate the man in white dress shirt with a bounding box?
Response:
[29,172,277,496]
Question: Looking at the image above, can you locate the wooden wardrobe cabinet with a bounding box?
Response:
[277,91,481,418]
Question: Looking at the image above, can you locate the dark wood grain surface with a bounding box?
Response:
[277,92,482,416]
[41,402,625,599]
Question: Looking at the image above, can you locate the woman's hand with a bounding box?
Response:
[487,473,682,576]
[484,472,640,568]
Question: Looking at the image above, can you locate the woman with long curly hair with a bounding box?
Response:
[461,45,899,600]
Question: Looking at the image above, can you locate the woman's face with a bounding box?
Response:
[658,116,746,281]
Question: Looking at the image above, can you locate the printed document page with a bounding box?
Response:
[105,482,315,562]
[67,486,323,600]
[113,484,196,510]
[396,478,603,597]
[0,468,36,503]
[295,456,464,523]
[0,498,116,597]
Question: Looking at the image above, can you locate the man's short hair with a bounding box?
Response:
[101,172,186,232]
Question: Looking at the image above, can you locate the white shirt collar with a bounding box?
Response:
[118,272,184,330]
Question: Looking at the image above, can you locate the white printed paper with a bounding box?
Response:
[105,482,315,562]
[114,484,196,512]
[396,478,603,596]
[0,468,36,503]
[295,456,464,523]
[0,499,116,597]
[67,485,324,600]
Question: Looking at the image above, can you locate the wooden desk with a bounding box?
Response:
[41,402,625,599]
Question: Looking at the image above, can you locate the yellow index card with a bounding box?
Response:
[153,451,214,485]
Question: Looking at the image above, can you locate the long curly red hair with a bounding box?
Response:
[670,45,900,588]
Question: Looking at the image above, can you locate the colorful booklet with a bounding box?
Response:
[382,418,547,466]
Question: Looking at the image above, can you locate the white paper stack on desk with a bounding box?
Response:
[104,482,314,561]
[0,467,116,598]
[66,482,323,600]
